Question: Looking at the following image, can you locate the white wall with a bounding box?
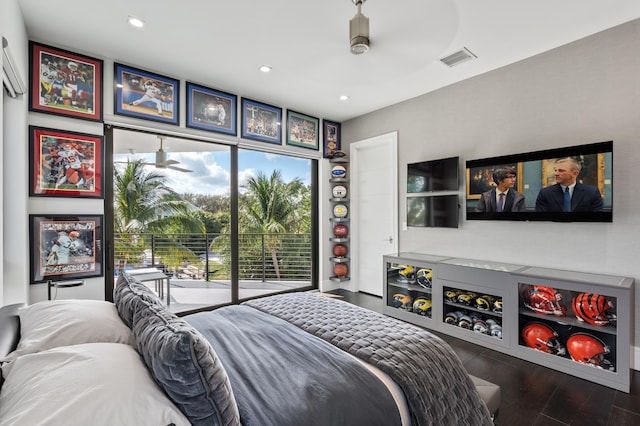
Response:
[2,0,29,305]
[342,20,640,366]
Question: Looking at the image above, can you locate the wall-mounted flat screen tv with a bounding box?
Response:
[407,156,459,193]
[407,195,459,228]
[465,141,612,222]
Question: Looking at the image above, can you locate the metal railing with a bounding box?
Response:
[114,232,312,282]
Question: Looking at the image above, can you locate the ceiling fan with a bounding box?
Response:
[147,136,193,173]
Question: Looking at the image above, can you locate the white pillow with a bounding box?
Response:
[1,299,134,365]
[0,343,190,426]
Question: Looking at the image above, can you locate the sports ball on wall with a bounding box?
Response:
[332,244,347,257]
[333,224,348,237]
[331,165,347,178]
[332,185,347,198]
[333,204,348,218]
[333,263,348,277]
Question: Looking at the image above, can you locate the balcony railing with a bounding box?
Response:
[114,232,312,282]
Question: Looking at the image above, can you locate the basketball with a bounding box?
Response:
[333,244,348,257]
[333,204,348,218]
[331,165,347,178]
[333,263,348,277]
[332,185,347,198]
[333,224,348,237]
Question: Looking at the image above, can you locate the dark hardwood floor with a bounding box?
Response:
[328,289,640,426]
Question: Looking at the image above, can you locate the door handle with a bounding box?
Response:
[383,236,393,243]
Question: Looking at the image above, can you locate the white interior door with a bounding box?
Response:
[351,132,398,296]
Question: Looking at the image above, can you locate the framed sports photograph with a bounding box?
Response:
[29,41,103,121]
[29,126,103,198]
[186,82,237,136]
[241,98,282,144]
[286,110,319,150]
[114,63,179,125]
[323,119,341,158]
[29,214,104,284]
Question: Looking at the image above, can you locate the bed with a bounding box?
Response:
[0,272,496,425]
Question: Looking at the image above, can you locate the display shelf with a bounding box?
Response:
[329,217,349,222]
[330,257,350,263]
[381,253,634,392]
[329,156,350,284]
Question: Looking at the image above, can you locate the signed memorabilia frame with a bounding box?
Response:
[322,119,341,158]
[29,214,104,284]
[114,63,179,125]
[286,110,319,150]
[240,98,282,144]
[29,126,104,198]
[186,82,237,136]
[29,41,103,121]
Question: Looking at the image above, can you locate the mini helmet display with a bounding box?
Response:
[332,185,348,198]
[331,165,347,178]
[333,204,348,218]
[521,322,566,355]
[485,318,503,339]
[566,333,614,371]
[412,298,432,316]
[392,293,413,310]
[522,285,567,316]
[571,293,615,326]
[458,314,473,329]
[416,269,433,288]
[444,289,462,302]
[398,265,416,284]
[493,299,503,313]
[457,293,474,306]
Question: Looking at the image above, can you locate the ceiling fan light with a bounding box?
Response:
[349,2,369,54]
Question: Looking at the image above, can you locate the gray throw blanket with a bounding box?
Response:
[243,293,493,426]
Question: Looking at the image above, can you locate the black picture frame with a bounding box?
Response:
[29,214,104,284]
[114,63,179,125]
[240,98,282,144]
[186,82,237,136]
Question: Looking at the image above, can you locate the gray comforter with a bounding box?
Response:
[243,293,493,426]
[186,305,402,426]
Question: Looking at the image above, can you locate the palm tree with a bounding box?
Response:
[241,170,307,279]
[114,159,204,270]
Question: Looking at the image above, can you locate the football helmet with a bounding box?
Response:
[69,231,80,239]
[521,322,566,355]
[522,285,567,316]
[392,293,413,310]
[412,298,432,316]
[474,295,495,311]
[566,333,614,370]
[444,289,461,302]
[398,265,416,284]
[472,319,489,334]
[416,269,433,288]
[457,293,474,306]
[444,310,463,325]
[493,299,503,313]
[571,293,615,326]
[67,61,78,71]
[458,314,473,329]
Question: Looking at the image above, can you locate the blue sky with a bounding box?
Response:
[114,149,312,196]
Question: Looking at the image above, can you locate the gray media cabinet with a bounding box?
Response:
[382,252,634,392]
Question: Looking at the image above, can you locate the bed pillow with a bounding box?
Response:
[114,271,164,328]
[1,299,134,365]
[133,302,241,426]
[0,342,190,426]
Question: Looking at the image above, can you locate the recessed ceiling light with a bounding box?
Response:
[339,95,350,101]
[259,65,272,73]
[128,16,145,28]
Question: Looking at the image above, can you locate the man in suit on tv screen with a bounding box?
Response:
[535,157,603,212]
[475,166,525,213]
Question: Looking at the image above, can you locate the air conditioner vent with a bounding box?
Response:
[440,47,477,67]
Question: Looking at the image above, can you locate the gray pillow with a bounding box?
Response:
[133,302,240,426]
[113,272,164,328]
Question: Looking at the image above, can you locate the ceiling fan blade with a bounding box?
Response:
[167,165,193,173]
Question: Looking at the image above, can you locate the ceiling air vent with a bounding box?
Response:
[440,47,477,67]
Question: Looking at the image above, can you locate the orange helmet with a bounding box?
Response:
[522,285,567,316]
[521,322,566,355]
[566,333,614,371]
[69,230,80,239]
[571,293,614,326]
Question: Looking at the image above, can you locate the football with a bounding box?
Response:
[331,165,347,178]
